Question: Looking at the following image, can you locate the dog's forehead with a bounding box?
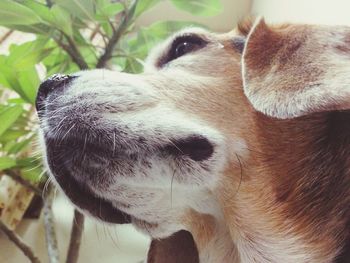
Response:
[145,27,215,69]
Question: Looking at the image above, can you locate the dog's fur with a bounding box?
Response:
[37,18,350,263]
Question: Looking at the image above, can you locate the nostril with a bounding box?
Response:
[35,74,76,113]
[38,74,73,98]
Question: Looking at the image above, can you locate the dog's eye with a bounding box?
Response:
[169,35,207,61]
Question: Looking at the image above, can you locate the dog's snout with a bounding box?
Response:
[35,74,76,113]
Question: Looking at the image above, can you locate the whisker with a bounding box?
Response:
[167,138,184,154]
[235,153,244,196]
[170,167,177,208]
[112,131,116,156]
[60,123,76,142]
[82,133,88,155]
[107,226,119,249]
[50,116,68,133]
[95,224,101,242]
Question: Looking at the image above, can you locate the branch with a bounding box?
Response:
[0,220,42,263]
[89,25,101,41]
[96,0,138,68]
[44,0,87,70]
[43,186,60,263]
[45,0,53,8]
[0,30,13,45]
[55,36,89,70]
[4,169,42,197]
[65,210,85,263]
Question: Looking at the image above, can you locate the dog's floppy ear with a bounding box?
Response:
[147,230,199,263]
[242,17,350,119]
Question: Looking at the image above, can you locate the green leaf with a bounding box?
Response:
[80,47,98,68]
[16,157,38,168]
[17,68,40,104]
[95,1,124,21]
[0,157,16,170]
[42,45,66,67]
[0,64,41,104]
[5,23,52,35]
[0,66,28,102]
[7,137,33,154]
[2,140,16,153]
[21,167,44,182]
[18,0,51,20]
[6,98,26,105]
[0,39,51,103]
[56,0,95,21]
[46,60,70,76]
[18,158,44,182]
[170,0,223,16]
[7,38,51,69]
[0,129,29,143]
[135,0,161,17]
[112,56,127,71]
[101,21,113,37]
[124,57,143,73]
[0,0,43,25]
[50,5,73,36]
[0,70,10,88]
[0,105,24,137]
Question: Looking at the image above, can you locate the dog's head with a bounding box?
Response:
[36,18,350,262]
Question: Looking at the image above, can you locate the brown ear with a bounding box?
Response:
[147,230,199,263]
[242,17,350,119]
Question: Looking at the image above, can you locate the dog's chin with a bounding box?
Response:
[46,156,131,224]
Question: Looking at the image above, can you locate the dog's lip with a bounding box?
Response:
[52,167,131,224]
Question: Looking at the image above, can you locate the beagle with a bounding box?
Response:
[36,17,350,263]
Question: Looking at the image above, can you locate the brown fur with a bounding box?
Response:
[37,16,350,262]
[150,18,350,262]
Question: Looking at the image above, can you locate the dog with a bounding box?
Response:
[36,17,350,263]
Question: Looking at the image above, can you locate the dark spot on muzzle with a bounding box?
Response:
[53,167,131,224]
[166,136,214,161]
[36,74,76,114]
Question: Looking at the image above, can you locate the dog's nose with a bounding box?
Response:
[35,74,75,113]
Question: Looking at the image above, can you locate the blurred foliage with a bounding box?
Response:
[0,0,223,183]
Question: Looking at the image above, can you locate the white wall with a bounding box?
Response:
[253,0,350,25]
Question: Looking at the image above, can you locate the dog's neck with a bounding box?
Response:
[219,111,350,263]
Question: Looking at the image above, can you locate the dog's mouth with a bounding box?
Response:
[48,155,131,224]
[43,130,214,223]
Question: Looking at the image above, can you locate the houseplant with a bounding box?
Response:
[0,0,223,262]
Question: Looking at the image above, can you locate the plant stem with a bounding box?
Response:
[65,210,84,263]
[90,25,101,41]
[0,30,13,45]
[45,0,53,8]
[0,220,42,263]
[55,38,89,70]
[52,29,88,263]
[96,0,138,68]
[4,169,42,197]
[57,32,88,263]
[43,186,60,263]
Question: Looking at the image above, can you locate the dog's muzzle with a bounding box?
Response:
[36,74,76,114]
[36,74,132,224]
